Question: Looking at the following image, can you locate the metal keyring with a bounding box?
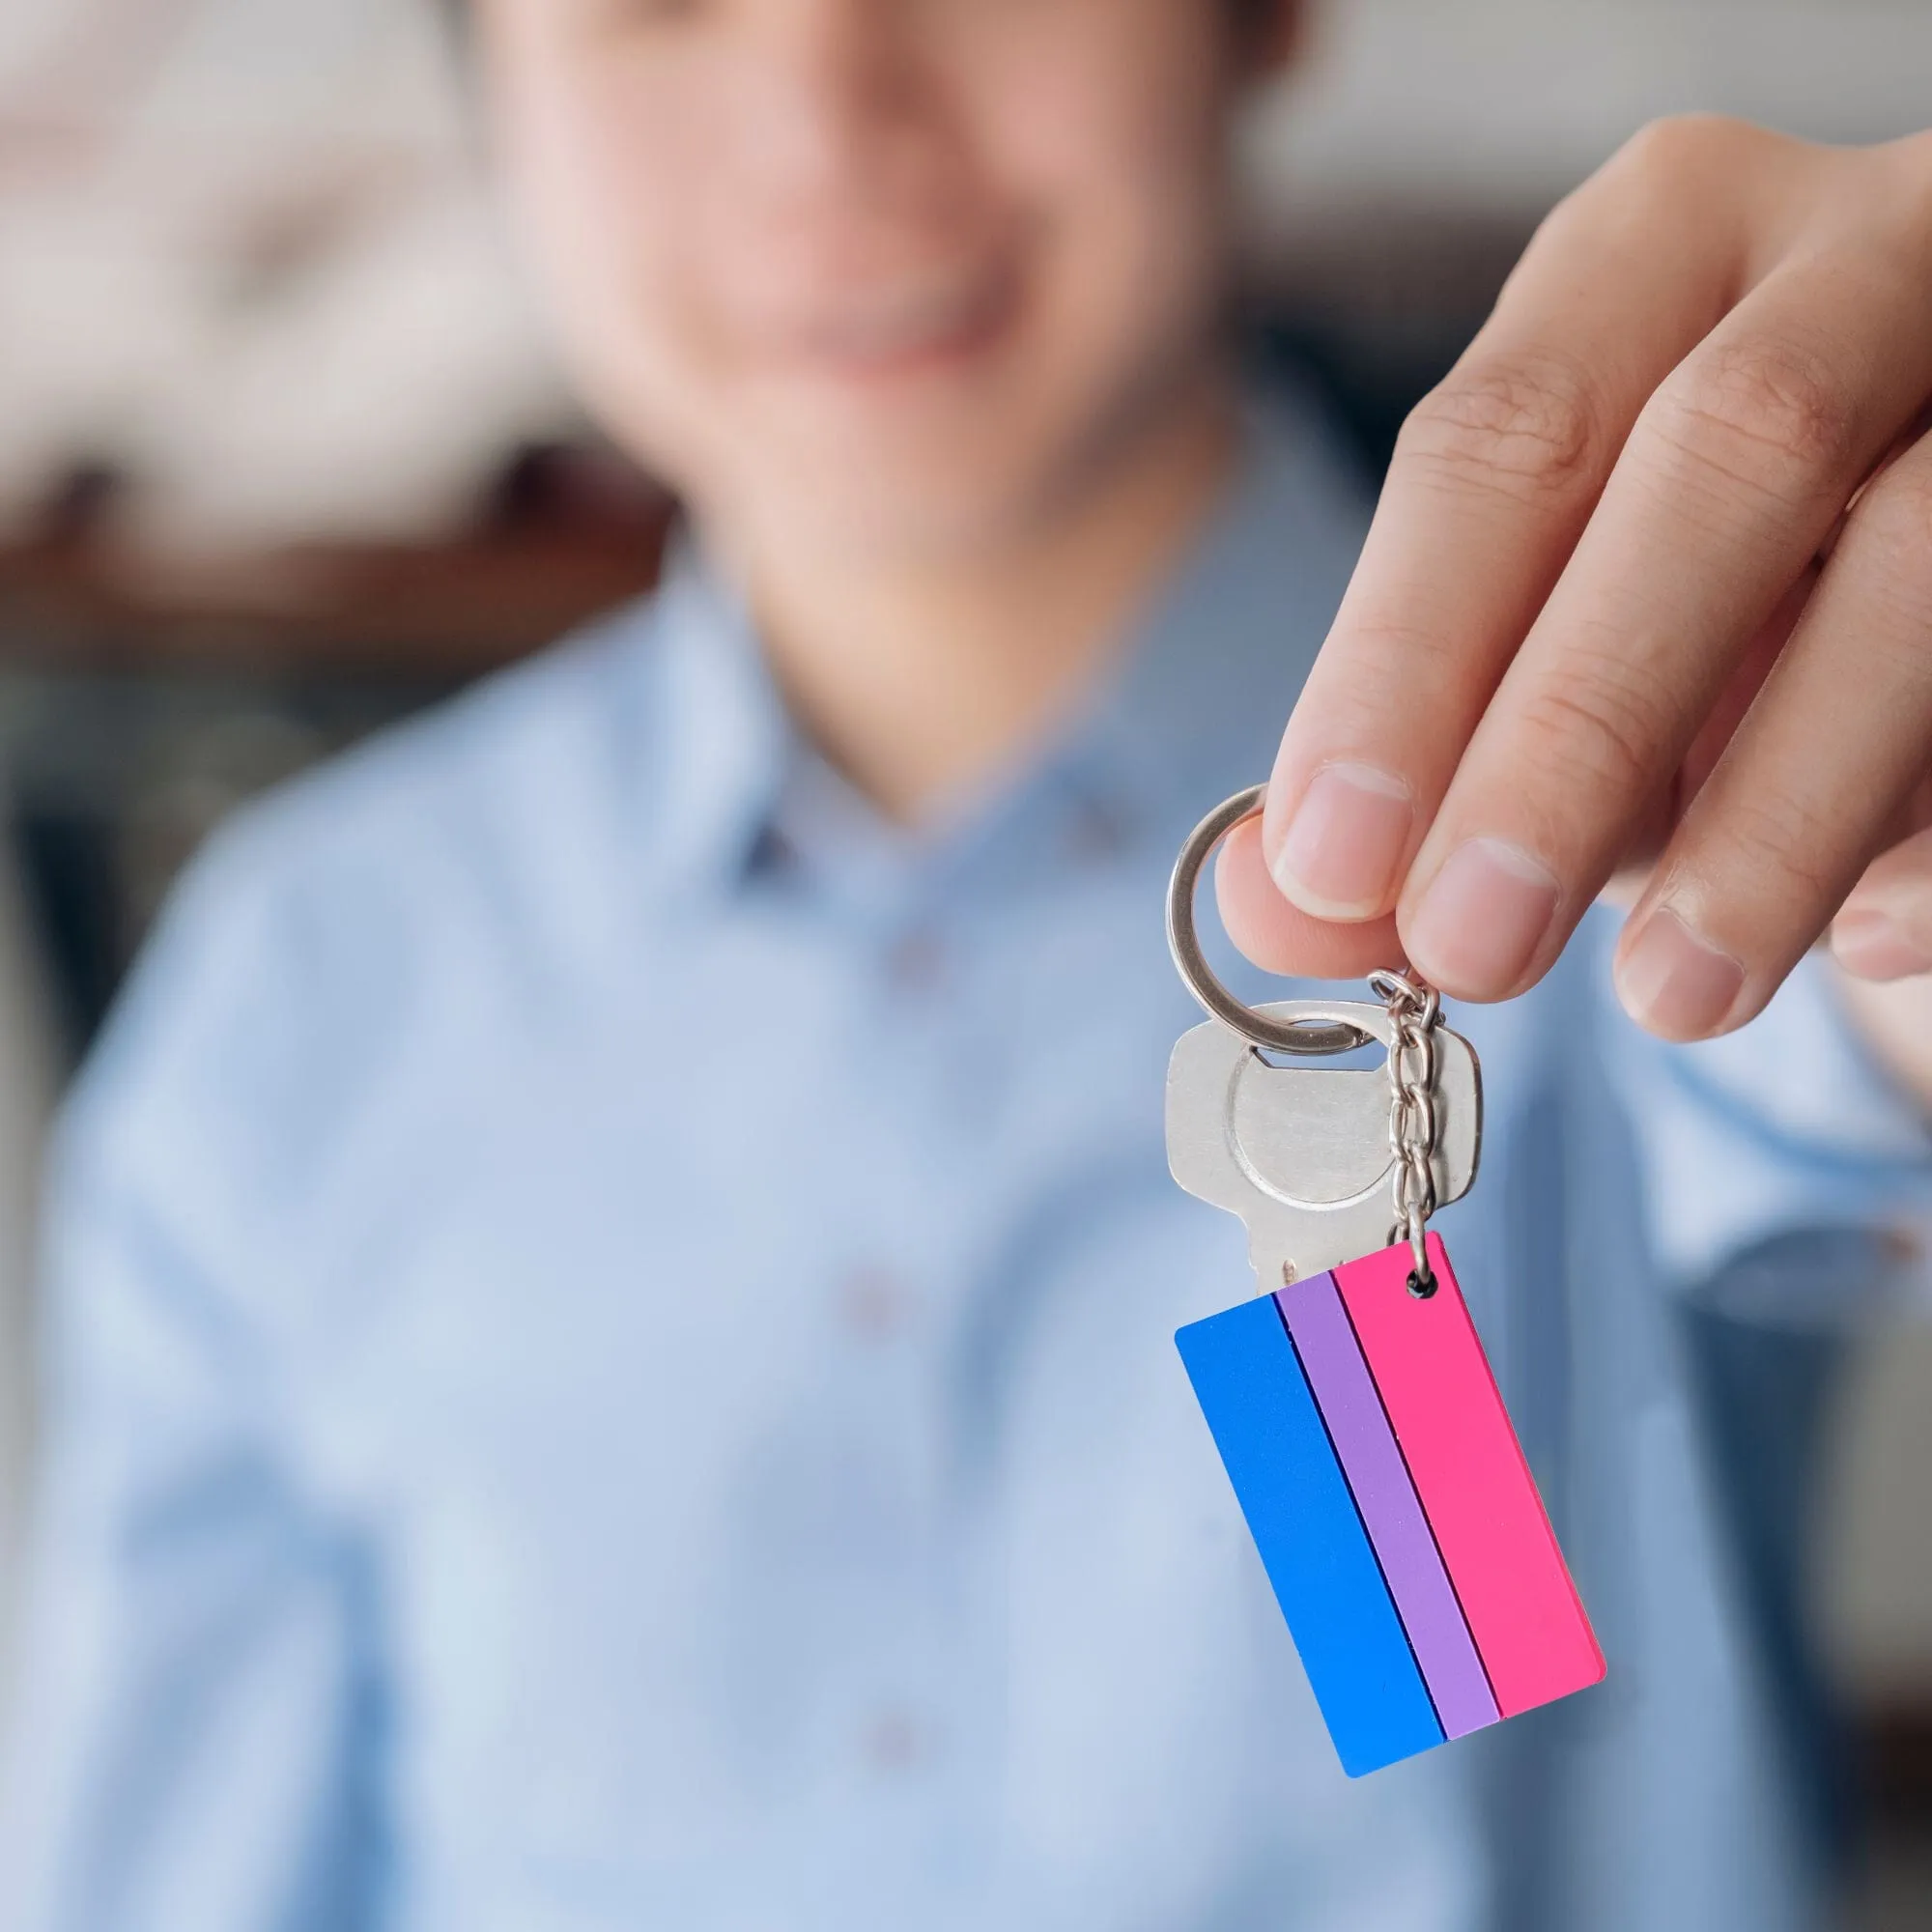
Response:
[1166,785,1372,1057]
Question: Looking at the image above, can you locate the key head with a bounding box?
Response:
[1166,1000,1482,1289]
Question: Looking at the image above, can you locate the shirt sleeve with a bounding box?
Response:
[1598,918,1932,1294]
[0,829,384,1932]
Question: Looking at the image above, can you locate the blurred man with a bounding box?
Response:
[5,3,1932,1928]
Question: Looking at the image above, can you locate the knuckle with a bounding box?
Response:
[1311,616,1467,748]
[1513,646,1670,798]
[1851,457,1932,582]
[1612,112,1756,190]
[1708,790,1841,905]
[1872,130,1932,234]
[1841,462,1932,663]
[1339,614,1463,685]
[1399,353,1606,502]
[1649,334,1861,500]
[1560,115,1770,251]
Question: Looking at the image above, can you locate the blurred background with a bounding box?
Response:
[1,1,1931,1923]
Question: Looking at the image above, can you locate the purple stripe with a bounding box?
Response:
[1276,1273,1499,1740]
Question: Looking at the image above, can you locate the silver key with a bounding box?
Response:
[1166,998,1483,1292]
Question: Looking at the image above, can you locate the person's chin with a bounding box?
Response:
[752,380,1055,526]
[749,437,1056,563]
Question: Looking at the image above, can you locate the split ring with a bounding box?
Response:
[1165,785,1373,1057]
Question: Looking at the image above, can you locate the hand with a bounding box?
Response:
[1218,116,1932,1041]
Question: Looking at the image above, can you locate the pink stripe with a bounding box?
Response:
[1334,1235,1605,1719]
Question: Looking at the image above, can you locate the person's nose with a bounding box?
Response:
[748,0,962,222]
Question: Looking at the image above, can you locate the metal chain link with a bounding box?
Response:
[1368,968,1442,1296]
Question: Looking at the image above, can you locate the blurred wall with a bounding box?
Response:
[1252,0,1932,208]
[9,0,1932,558]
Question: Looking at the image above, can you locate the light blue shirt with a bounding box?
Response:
[5,404,1928,1932]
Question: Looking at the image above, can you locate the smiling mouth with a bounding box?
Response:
[788,263,1020,381]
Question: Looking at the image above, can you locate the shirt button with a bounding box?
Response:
[838,1265,911,1341]
[860,1706,932,1774]
[744,822,800,881]
[1064,796,1129,866]
[885,924,946,995]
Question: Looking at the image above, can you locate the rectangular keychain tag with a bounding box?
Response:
[1178,1236,1604,1774]
[1164,788,1604,1776]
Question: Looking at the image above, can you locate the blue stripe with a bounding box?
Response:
[1177,1294,1444,1776]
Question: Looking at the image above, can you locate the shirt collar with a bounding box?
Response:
[1078,389,1373,832]
[639,530,794,895]
[636,387,1371,904]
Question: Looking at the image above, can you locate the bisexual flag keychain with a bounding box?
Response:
[1164,785,1605,1776]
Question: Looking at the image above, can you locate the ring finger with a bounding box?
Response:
[1616,424,1932,1036]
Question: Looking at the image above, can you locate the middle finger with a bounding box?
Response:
[1399,242,1932,1000]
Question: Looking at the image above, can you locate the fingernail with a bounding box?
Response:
[1406,838,1560,995]
[1616,905,1746,1037]
[1833,908,1932,980]
[1268,763,1415,918]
